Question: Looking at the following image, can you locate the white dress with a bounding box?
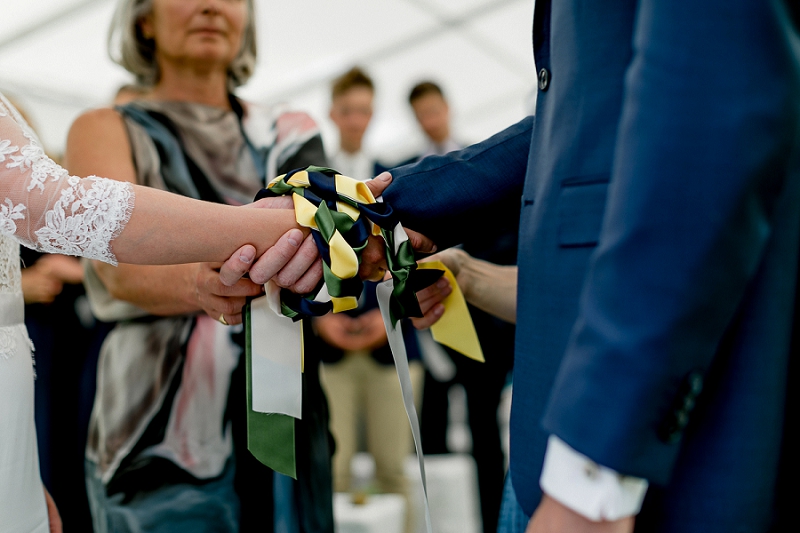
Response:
[0,94,134,532]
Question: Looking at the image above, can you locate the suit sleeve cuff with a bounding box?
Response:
[539,435,649,521]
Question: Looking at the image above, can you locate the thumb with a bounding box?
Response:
[366,172,393,199]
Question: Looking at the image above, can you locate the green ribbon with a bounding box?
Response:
[246,166,442,478]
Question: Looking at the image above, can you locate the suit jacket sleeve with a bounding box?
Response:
[383,116,533,249]
[542,0,800,485]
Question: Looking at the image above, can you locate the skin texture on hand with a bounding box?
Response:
[525,495,634,533]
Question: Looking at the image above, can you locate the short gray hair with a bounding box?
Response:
[108,0,257,90]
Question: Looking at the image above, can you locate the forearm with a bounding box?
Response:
[385,116,532,249]
[93,261,200,316]
[461,259,517,324]
[111,186,305,265]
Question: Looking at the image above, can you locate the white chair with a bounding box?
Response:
[405,454,482,533]
[333,492,406,533]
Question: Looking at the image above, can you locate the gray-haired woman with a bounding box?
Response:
[66,1,333,532]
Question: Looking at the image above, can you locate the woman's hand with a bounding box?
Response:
[193,260,263,326]
[218,200,323,293]
[34,255,84,285]
[21,267,63,305]
[43,486,62,533]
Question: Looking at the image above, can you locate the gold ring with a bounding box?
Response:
[218,314,228,326]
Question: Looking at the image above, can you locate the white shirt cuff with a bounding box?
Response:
[539,435,649,521]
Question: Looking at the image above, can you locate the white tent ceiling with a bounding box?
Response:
[0,0,536,163]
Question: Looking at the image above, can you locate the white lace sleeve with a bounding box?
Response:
[0,94,134,265]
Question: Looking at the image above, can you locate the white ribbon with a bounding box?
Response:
[376,279,433,533]
[249,283,303,419]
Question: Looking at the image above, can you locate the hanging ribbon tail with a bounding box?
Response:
[376,279,434,533]
[418,261,485,362]
[245,302,297,479]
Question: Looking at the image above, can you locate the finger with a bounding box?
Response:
[416,278,452,314]
[365,172,392,198]
[248,229,306,285]
[199,264,263,298]
[220,312,243,326]
[410,303,446,330]
[271,234,321,287]
[287,257,324,294]
[406,228,437,254]
[219,245,256,287]
[358,235,388,281]
[202,295,249,319]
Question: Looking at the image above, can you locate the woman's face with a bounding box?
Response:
[141,0,247,74]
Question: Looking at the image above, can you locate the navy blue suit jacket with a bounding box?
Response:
[385,1,800,531]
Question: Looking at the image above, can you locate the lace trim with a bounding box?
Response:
[0,237,20,293]
[0,325,33,362]
[34,177,134,266]
[1,94,135,266]
[0,327,13,360]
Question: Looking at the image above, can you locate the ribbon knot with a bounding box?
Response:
[257,166,442,324]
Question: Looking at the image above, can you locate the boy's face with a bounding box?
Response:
[411,92,450,144]
[330,86,374,150]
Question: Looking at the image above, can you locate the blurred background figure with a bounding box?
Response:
[327,67,381,179]
[408,81,461,157]
[406,80,518,533]
[68,1,330,532]
[315,66,423,533]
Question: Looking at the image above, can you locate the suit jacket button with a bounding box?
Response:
[538,68,550,91]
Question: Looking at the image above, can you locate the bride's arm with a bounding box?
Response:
[60,106,304,324]
[111,185,301,265]
[1,99,302,266]
[64,107,302,266]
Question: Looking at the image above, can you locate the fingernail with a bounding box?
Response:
[434,304,444,316]
[379,172,392,182]
[239,248,254,264]
[287,229,302,247]
[436,278,448,289]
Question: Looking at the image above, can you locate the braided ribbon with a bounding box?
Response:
[256,165,443,323]
[245,167,482,533]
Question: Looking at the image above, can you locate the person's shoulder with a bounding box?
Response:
[69,107,126,137]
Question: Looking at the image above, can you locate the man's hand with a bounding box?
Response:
[525,495,634,533]
[360,172,437,281]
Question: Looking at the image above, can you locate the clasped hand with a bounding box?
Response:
[212,173,436,324]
